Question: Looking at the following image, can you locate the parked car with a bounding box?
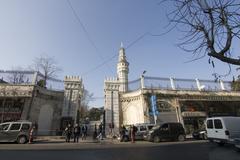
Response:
[206,117,240,146]
[134,123,155,140]
[143,122,185,143]
[192,129,207,140]
[120,123,155,142]
[0,121,34,144]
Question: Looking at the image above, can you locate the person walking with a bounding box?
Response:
[81,124,88,140]
[97,123,103,141]
[130,125,137,143]
[120,125,126,142]
[65,124,72,143]
[73,123,81,143]
[29,126,36,144]
[92,124,97,140]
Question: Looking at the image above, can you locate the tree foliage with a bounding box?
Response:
[231,75,240,91]
[86,107,104,121]
[164,0,240,66]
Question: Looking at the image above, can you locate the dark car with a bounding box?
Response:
[143,122,185,143]
[192,129,207,140]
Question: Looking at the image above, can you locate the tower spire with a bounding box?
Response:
[120,42,123,48]
[117,43,129,92]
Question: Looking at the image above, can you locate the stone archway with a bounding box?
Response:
[38,104,54,135]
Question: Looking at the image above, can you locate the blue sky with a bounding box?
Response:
[0,0,237,107]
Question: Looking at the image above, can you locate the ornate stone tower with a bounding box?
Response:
[117,43,129,92]
[104,43,129,135]
[62,76,83,124]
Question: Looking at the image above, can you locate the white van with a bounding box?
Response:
[206,117,240,145]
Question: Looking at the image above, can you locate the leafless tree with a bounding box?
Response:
[7,67,26,84]
[79,89,94,120]
[32,55,62,87]
[163,0,240,66]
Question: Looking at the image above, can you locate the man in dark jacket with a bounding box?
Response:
[130,125,137,143]
[65,124,72,143]
[73,123,81,143]
[120,125,127,142]
[82,124,88,140]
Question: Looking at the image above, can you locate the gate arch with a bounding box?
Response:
[38,104,53,135]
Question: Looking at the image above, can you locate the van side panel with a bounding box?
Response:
[206,117,240,143]
[222,117,240,139]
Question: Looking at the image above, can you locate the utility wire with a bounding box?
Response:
[67,0,168,76]
[66,0,114,75]
[82,29,169,76]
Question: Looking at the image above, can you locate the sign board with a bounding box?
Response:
[149,95,159,116]
[182,111,207,117]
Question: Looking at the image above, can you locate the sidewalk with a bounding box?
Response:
[0,136,207,150]
[35,136,118,144]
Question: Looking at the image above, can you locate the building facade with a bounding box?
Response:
[0,71,83,135]
[104,45,240,135]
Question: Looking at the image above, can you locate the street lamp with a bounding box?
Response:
[142,70,147,77]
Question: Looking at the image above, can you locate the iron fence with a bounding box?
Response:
[0,70,64,91]
[127,76,232,92]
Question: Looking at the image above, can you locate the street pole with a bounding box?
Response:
[111,90,114,134]
[103,109,106,138]
[1,98,6,123]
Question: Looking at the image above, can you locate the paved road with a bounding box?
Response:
[0,141,239,160]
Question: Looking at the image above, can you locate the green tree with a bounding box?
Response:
[87,107,104,121]
[231,77,240,91]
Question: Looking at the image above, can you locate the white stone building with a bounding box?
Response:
[104,45,240,135]
[62,76,83,123]
[0,71,84,135]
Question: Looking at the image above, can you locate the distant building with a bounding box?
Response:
[104,44,240,135]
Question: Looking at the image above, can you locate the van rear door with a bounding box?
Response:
[206,119,214,138]
[213,118,227,140]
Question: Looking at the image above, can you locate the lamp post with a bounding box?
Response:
[141,71,146,89]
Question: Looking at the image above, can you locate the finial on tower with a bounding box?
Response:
[120,42,124,48]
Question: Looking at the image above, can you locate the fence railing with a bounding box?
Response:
[127,76,232,92]
[0,70,64,91]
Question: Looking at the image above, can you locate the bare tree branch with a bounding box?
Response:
[164,0,240,66]
[31,55,62,87]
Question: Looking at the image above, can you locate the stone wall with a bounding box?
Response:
[22,86,64,135]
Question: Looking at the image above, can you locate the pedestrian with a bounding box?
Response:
[73,123,81,143]
[97,123,103,141]
[29,126,35,144]
[120,124,126,142]
[130,125,137,143]
[65,124,72,143]
[81,124,87,140]
[92,124,97,140]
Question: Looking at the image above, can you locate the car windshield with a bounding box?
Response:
[150,125,160,131]
[1,124,10,131]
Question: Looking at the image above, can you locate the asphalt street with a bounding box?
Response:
[0,141,239,160]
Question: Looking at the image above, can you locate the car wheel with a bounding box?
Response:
[202,134,208,140]
[234,145,240,152]
[153,136,160,143]
[177,134,185,142]
[217,141,225,146]
[17,136,27,144]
